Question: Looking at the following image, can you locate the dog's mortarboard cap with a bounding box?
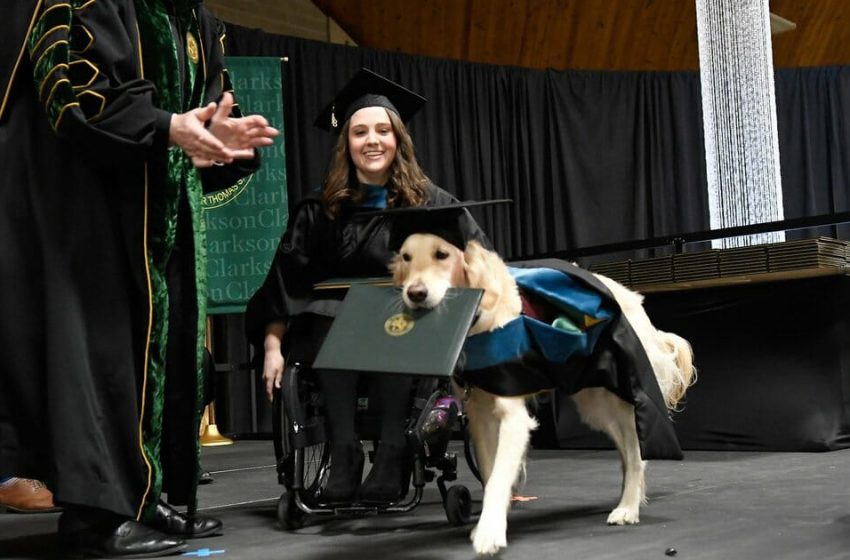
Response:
[359,199,512,251]
[314,68,427,133]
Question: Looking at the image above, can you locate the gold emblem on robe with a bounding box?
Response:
[186,32,199,64]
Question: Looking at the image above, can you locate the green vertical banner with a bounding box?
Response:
[203,57,288,314]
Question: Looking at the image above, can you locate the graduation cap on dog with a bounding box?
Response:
[314,68,427,132]
[358,199,512,251]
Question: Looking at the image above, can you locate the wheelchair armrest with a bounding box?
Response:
[280,362,306,425]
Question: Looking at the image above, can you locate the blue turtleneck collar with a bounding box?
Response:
[359,183,388,208]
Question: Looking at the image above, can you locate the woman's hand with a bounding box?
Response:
[262,320,287,402]
[263,348,285,402]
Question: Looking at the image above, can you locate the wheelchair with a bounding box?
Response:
[271,357,481,530]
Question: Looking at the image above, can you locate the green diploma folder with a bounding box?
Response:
[312,285,483,377]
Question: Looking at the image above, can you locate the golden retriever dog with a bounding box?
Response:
[390,233,695,556]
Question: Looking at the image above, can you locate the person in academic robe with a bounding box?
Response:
[0,1,278,557]
[246,68,488,504]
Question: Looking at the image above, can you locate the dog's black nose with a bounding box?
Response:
[407,284,428,303]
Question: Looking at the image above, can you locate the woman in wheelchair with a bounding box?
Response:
[245,69,488,504]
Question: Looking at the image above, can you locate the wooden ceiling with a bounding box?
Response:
[313,0,850,71]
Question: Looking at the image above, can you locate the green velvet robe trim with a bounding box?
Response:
[135,0,207,518]
[30,5,69,51]
[27,3,74,131]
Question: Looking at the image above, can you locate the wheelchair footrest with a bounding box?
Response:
[333,505,380,517]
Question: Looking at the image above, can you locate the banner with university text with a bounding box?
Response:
[203,57,287,314]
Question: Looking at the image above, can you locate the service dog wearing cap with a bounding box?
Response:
[388,207,695,556]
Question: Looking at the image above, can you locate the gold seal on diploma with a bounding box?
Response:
[384,313,415,336]
[186,32,199,64]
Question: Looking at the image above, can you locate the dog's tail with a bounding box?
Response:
[656,331,697,410]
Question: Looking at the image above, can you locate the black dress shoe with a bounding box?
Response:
[321,440,365,503]
[62,518,187,559]
[198,470,214,485]
[148,501,222,539]
[358,441,411,503]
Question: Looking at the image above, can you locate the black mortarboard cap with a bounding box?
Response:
[359,199,512,251]
[314,68,427,132]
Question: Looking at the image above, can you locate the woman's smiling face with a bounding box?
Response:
[348,106,398,185]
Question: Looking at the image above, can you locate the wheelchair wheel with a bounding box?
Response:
[444,484,472,526]
[300,439,330,497]
[277,491,306,530]
[279,398,331,499]
[277,363,331,500]
[461,415,482,485]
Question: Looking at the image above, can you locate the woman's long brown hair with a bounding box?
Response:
[321,110,430,219]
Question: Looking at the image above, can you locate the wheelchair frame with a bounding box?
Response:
[272,360,479,529]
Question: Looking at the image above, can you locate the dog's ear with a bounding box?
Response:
[464,241,501,310]
[463,241,486,288]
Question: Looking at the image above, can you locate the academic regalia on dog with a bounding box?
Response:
[458,259,684,460]
[364,200,682,460]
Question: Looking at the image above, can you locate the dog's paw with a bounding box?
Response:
[471,516,507,556]
[607,506,640,525]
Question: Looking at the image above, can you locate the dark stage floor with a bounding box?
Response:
[2,441,849,559]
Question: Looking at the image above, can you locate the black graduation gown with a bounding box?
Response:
[0,0,255,519]
[245,184,485,360]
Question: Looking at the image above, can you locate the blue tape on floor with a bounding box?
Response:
[183,549,226,557]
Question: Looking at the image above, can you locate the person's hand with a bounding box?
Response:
[169,103,236,167]
[263,348,285,402]
[262,321,287,402]
[204,92,279,162]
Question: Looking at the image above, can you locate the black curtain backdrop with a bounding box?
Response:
[225,25,850,262]
[217,27,850,447]
[776,66,850,241]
